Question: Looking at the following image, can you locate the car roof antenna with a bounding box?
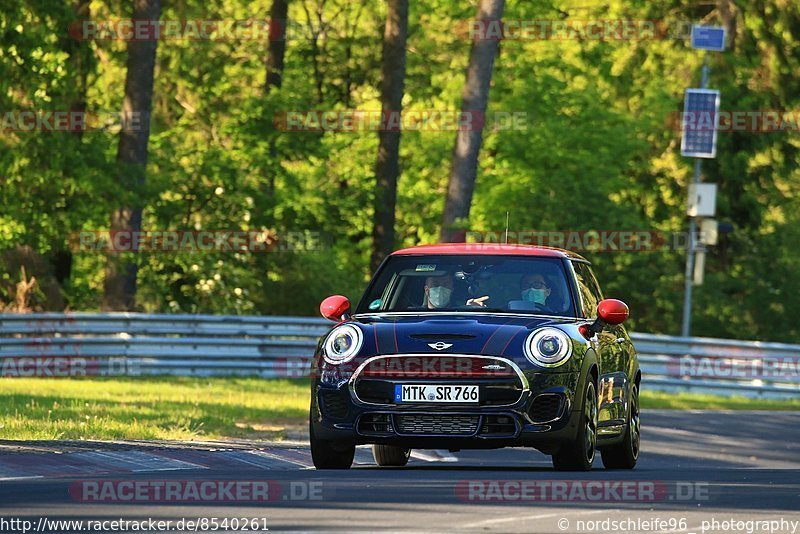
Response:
[504,212,510,244]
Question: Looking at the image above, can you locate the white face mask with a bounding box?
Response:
[428,286,452,308]
[522,288,548,304]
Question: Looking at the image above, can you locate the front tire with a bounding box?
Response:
[601,384,640,469]
[552,378,597,471]
[372,444,411,467]
[309,416,355,470]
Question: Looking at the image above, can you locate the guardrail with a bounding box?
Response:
[0,313,797,399]
[633,333,799,398]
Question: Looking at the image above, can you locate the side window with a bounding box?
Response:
[571,261,604,318]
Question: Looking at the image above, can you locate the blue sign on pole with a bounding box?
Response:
[691,25,726,51]
[681,89,720,159]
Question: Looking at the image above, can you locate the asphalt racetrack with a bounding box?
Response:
[0,411,798,533]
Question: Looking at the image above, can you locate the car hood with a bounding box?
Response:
[350,313,576,358]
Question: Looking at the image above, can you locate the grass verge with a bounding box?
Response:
[0,378,797,441]
[0,377,309,441]
[640,390,800,411]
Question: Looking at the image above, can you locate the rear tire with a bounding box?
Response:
[552,379,597,471]
[601,384,640,469]
[372,444,411,467]
[309,416,354,470]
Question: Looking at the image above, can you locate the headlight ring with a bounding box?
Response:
[523,327,572,367]
[323,324,363,364]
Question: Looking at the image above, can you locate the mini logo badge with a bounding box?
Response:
[428,342,453,351]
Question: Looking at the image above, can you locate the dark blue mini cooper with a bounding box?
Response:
[310,244,640,471]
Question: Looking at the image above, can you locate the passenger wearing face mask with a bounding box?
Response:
[519,273,552,309]
[424,275,489,309]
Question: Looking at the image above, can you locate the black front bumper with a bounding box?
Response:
[311,360,584,451]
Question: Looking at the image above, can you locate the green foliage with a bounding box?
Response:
[0,0,798,341]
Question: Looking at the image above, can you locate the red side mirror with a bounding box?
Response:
[320,295,351,322]
[597,299,629,325]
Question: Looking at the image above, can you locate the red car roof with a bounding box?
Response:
[391,243,584,260]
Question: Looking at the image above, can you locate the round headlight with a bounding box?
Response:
[524,328,572,367]
[323,324,363,364]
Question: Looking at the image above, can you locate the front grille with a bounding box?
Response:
[396,414,479,435]
[528,393,564,423]
[354,379,395,404]
[481,384,525,406]
[479,415,517,436]
[358,355,519,379]
[353,355,526,406]
[357,413,393,436]
[319,390,349,420]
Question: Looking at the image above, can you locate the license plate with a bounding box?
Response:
[394,384,479,403]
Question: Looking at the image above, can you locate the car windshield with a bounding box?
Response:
[355,255,576,316]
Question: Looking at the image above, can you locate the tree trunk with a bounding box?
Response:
[440,0,505,243]
[68,0,92,131]
[716,0,737,49]
[370,0,409,272]
[103,0,161,311]
[266,0,289,91]
[47,0,93,304]
[263,0,290,201]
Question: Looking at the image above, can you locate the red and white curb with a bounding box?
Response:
[0,448,313,481]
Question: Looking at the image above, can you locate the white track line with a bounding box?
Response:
[411,449,458,462]
[247,449,314,469]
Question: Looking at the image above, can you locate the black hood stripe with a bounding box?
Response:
[374,322,397,355]
[480,318,519,354]
[500,318,546,356]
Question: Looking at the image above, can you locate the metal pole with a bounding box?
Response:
[680,54,709,337]
[681,160,702,337]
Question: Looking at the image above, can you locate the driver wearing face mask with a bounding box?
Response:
[424,275,454,309]
[520,274,552,307]
[424,274,489,309]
